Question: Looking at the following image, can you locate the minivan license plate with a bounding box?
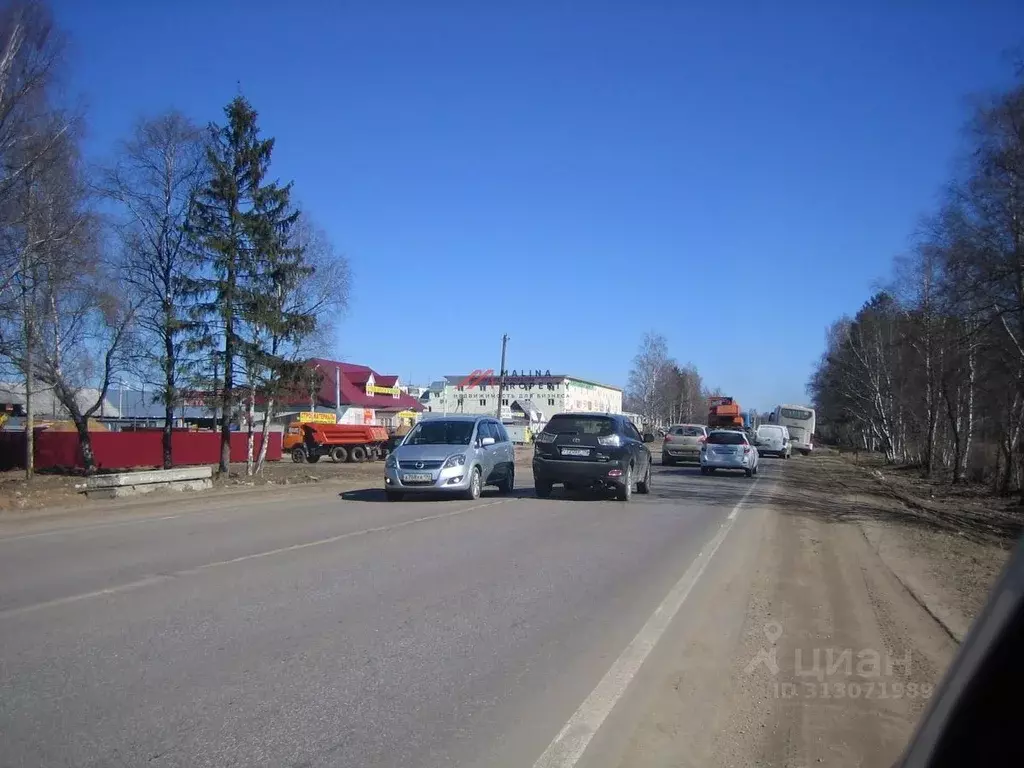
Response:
[402,473,432,482]
[561,447,590,456]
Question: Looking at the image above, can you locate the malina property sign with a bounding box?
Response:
[459,369,554,388]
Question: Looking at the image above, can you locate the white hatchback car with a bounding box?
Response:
[755,424,792,459]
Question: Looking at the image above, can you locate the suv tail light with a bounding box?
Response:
[743,445,751,454]
[664,434,672,442]
[697,435,706,443]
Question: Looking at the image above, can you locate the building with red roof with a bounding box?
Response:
[280,359,424,427]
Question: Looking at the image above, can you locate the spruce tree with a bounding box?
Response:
[186,96,280,473]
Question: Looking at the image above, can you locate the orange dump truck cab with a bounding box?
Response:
[283,421,391,464]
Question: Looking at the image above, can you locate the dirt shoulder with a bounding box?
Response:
[788,451,1016,641]
[616,451,1013,768]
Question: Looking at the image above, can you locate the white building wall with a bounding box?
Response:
[426,377,622,420]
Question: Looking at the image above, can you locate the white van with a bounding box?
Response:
[756,424,791,459]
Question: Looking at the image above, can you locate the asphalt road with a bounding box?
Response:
[0,458,779,768]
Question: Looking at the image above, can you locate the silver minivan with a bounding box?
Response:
[384,415,516,501]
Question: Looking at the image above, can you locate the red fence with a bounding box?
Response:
[0,429,282,471]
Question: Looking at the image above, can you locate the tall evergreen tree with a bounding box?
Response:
[186,96,279,473]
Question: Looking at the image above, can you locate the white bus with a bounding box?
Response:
[772,404,816,455]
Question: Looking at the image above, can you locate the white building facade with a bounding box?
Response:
[422,373,622,422]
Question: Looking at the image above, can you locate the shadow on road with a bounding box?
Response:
[339,487,536,502]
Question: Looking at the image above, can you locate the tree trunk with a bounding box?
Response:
[920,335,937,477]
[22,246,35,481]
[958,343,976,483]
[245,381,256,476]
[219,340,233,474]
[24,320,33,480]
[163,401,174,469]
[256,395,275,474]
[162,325,175,469]
[1011,395,1024,495]
[72,412,96,475]
[1002,449,1012,494]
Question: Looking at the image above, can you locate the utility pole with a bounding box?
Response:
[495,334,509,420]
[335,366,341,424]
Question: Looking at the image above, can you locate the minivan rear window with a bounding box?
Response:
[544,415,614,436]
[707,431,746,445]
[671,426,705,437]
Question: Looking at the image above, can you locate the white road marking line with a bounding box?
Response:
[532,481,759,768]
[0,499,508,618]
[189,498,508,571]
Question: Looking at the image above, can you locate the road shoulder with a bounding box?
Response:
[611,453,1000,768]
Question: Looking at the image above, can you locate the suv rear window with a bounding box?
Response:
[671,426,705,437]
[544,415,615,436]
[707,431,746,445]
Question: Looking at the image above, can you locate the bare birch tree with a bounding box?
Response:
[626,332,670,428]
[98,111,207,469]
[249,213,350,474]
[810,64,1024,495]
[0,0,71,479]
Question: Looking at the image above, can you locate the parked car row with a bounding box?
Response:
[384,412,655,502]
[660,422,796,477]
[381,413,795,503]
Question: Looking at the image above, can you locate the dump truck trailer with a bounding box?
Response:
[283,422,390,464]
[707,396,745,429]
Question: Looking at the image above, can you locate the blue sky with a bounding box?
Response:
[54,0,1024,411]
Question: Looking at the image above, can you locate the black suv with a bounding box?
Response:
[532,413,655,501]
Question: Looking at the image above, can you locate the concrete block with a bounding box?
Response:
[84,478,213,500]
[85,466,213,490]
